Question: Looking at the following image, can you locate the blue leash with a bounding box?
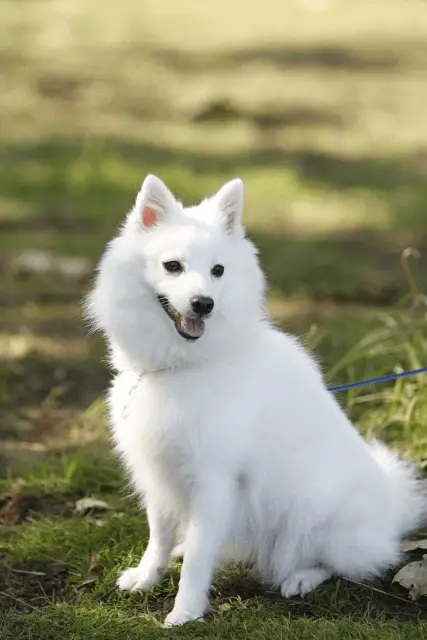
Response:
[328,366,427,393]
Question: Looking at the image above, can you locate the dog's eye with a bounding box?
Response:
[163,260,183,274]
[211,264,224,278]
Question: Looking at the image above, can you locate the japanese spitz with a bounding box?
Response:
[87,175,425,627]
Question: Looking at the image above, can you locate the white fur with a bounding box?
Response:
[87,175,426,627]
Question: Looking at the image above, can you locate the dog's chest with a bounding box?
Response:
[110,370,217,465]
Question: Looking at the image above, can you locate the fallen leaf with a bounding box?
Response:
[74,498,111,516]
[76,552,102,589]
[403,539,427,552]
[393,554,427,600]
[88,552,101,574]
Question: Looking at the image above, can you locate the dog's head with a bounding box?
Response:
[88,175,265,369]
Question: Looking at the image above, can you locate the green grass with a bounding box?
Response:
[2,453,427,639]
[3,610,427,640]
[1,0,427,636]
[2,611,427,640]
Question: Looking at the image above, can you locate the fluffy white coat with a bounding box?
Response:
[87,175,425,627]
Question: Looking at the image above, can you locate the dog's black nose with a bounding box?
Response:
[191,295,214,317]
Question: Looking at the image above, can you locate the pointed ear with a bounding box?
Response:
[135,174,174,228]
[213,178,244,234]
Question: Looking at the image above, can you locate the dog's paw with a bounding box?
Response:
[280,567,331,598]
[164,608,204,628]
[117,564,161,592]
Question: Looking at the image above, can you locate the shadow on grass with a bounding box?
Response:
[2,137,427,223]
[251,229,425,305]
[188,100,345,129]
[149,42,413,73]
[1,137,427,303]
[1,349,108,412]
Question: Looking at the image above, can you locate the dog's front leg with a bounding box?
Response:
[118,502,176,592]
[164,477,234,627]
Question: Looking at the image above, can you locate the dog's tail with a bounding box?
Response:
[369,440,427,537]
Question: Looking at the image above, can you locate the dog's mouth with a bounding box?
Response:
[158,295,205,341]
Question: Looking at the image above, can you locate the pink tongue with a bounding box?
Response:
[179,316,205,337]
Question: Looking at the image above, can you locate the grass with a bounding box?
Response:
[2,454,427,640]
[1,0,427,636]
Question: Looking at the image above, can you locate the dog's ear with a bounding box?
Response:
[213,178,244,234]
[135,174,174,228]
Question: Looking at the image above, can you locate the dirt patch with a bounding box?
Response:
[0,562,68,611]
[0,492,75,525]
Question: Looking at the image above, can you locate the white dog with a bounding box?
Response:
[87,175,425,627]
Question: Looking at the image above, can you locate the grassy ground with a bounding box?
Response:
[2,0,427,637]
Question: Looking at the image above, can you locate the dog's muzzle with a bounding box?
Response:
[158,295,205,341]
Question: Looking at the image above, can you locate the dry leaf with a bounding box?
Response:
[74,498,111,516]
[393,554,427,600]
[76,552,102,589]
[403,539,427,552]
[88,552,102,575]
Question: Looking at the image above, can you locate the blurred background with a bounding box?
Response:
[2,0,427,475]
